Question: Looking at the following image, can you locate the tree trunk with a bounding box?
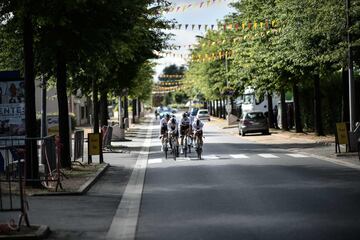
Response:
[137,98,141,117]
[293,82,303,133]
[124,95,129,119]
[216,100,219,117]
[209,101,213,115]
[314,75,324,136]
[267,93,274,128]
[280,88,289,131]
[100,89,108,127]
[219,100,223,118]
[92,79,99,133]
[342,68,349,122]
[23,14,39,184]
[56,48,71,169]
[132,99,137,123]
[222,99,227,119]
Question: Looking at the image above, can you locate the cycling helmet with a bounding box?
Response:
[182,113,187,118]
[165,114,170,119]
[171,118,176,124]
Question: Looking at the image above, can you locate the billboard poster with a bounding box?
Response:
[0,80,25,137]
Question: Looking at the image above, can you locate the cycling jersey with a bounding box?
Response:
[192,120,204,131]
[167,118,178,132]
[180,117,190,126]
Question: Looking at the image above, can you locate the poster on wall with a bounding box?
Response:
[0,72,25,137]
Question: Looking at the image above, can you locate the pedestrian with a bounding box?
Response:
[273,105,278,129]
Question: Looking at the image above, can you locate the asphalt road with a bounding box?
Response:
[136,116,360,240]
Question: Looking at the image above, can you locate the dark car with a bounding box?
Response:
[238,111,269,136]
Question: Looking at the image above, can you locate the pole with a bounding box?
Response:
[225,51,231,125]
[41,76,47,165]
[41,75,47,138]
[346,0,355,132]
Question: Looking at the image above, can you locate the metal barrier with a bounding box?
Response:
[0,136,64,231]
[0,138,30,231]
[74,130,84,162]
[102,126,113,151]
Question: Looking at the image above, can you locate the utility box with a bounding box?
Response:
[349,122,360,152]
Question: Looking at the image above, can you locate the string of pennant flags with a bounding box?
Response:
[169,30,280,50]
[157,81,183,86]
[170,20,277,31]
[157,50,233,61]
[153,85,186,93]
[164,0,237,14]
[158,74,184,79]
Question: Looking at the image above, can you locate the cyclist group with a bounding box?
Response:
[160,112,204,157]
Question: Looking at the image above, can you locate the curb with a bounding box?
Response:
[31,163,110,196]
[0,225,50,240]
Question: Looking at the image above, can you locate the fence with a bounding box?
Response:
[102,126,113,151]
[74,130,84,162]
[0,136,62,231]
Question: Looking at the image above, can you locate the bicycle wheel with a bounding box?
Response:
[172,138,177,161]
[187,136,192,153]
[164,145,168,159]
[183,137,187,157]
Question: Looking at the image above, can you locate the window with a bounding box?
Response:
[243,94,254,104]
[246,112,265,120]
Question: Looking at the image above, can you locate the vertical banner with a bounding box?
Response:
[0,71,25,137]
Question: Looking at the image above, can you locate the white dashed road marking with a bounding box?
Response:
[258,154,279,158]
[203,155,219,160]
[148,158,162,164]
[230,154,249,159]
[286,153,309,158]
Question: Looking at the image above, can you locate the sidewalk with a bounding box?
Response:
[207,116,360,167]
[0,117,151,240]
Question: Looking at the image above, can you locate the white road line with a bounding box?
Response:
[106,119,153,240]
[286,153,309,158]
[148,158,162,164]
[258,154,279,158]
[176,157,190,162]
[203,155,219,159]
[230,154,249,159]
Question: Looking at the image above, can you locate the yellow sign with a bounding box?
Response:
[336,123,348,145]
[88,133,101,155]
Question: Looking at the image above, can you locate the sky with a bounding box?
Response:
[153,0,235,81]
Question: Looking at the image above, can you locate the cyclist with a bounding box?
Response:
[179,112,191,154]
[159,114,170,150]
[192,117,204,146]
[168,116,179,157]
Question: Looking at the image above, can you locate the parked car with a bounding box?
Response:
[196,109,210,121]
[238,111,269,136]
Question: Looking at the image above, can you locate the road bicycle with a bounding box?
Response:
[186,130,193,154]
[169,130,178,160]
[161,132,168,159]
[194,130,203,160]
[181,128,192,157]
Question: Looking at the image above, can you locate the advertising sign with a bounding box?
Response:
[88,133,101,155]
[0,77,25,137]
[336,122,349,145]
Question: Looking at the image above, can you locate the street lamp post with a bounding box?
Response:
[346,0,355,132]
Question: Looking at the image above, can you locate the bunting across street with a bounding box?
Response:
[158,74,184,79]
[164,0,237,14]
[170,20,278,31]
